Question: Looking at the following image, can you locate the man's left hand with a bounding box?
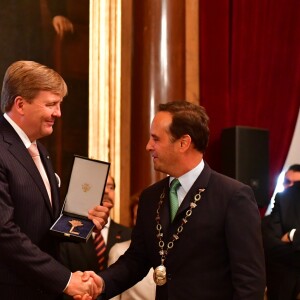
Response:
[88,203,112,231]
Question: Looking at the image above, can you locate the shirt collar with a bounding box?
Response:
[4,113,32,148]
[169,159,205,194]
[105,216,111,228]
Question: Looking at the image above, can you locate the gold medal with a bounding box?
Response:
[69,219,83,235]
[153,265,167,286]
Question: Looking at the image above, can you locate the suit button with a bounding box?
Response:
[167,273,172,280]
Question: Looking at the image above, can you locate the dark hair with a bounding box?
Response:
[288,164,300,172]
[158,101,210,152]
[109,175,116,189]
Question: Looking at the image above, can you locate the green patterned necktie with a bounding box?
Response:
[170,178,181,222]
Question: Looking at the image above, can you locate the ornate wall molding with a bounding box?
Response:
[89,0,121,220]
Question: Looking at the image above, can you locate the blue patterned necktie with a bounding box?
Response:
[170,178,181,222]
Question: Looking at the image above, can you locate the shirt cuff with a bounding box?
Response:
[289,229,296,241]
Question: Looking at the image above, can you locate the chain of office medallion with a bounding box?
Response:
[155,188,205,264]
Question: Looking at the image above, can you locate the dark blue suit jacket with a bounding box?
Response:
[0,116,70,299]
[100,163,266,300]
[262,182,300,300]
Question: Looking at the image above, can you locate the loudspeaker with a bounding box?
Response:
[221,126,269,207]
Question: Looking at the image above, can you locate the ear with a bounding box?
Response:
[14,96,26,114]
[179,134,192,152]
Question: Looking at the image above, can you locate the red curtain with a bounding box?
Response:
[200,0,300,210]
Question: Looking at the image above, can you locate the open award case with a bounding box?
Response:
[50,155,110,242]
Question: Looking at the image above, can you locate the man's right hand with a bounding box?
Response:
[64,271,103,299]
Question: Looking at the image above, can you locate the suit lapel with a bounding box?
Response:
[175,163,211,220]
[281,185,300,228]
[38,142,60,217]
[159,165,212,230]
[155,164,211,240]
[160,178,172,232]
[107,220,121,251]
[1,118,55,217]
[12,142,54,215]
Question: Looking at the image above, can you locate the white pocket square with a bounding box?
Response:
[55,173,61,188]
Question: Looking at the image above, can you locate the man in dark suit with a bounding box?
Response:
[282,164,300,189]
[0,60,109,300]
[60,174,132,276]
[85,101,266,300]
[262,167,300,300]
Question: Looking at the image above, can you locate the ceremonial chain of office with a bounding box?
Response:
[153,187,205,286]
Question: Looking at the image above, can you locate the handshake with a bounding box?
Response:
[65,270,104,300]
[62,203,111,299]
